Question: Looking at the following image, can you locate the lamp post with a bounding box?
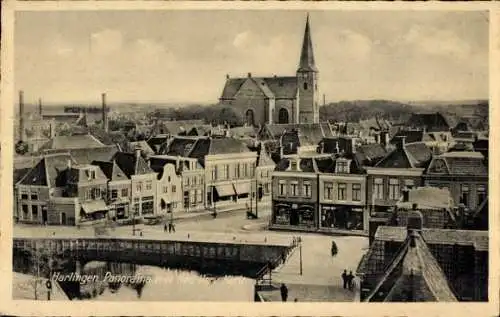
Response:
[299,237,303,276]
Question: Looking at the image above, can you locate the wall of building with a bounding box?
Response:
[424,176,488,211]
[274,99,296,124]
[107,179,132,220]
[16,185,50,224]
[131,174,157,216]
[156,164,183,215]
[47,197,78,225]
[230,79,270,126]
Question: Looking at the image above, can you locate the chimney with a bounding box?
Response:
[38,98,42,117]
[351,138,356,154]
[375,133,381,144]
[18,90,24,142]
[395,136,406,149]
[101,93,108,133]
[176,156,180,171]
[226,74,230,80]
[135,145,141,160]
[323,94,326,106]
[247,72,252,78]
[67,159,72,170]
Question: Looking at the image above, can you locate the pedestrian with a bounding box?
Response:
[294,298,298,302]
[341,269,348,289]
[164,224,167,232]
[171,223,176,233]
[347,271,355,291]
[280,283,288,302]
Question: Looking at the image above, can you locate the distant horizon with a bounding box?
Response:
[17,97,489,108]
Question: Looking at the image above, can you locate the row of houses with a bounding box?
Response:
[14,135,276,226]
[269,132,488,233]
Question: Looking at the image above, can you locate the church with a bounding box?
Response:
[219,15,320,126]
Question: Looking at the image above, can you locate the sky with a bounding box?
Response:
[15,10,489,104]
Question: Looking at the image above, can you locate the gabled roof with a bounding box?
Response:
[427,151,487,176]
[129,140,155,157]
[38,134,105,152]
[263,123,334,141]
[92,160,128,181]
[364,231,458,302]
[376,142,432,169]
[355,143,388,167]
[256,143,275,168]
[220,76,298,100]
[162,136,199,156]
[373,226,488,251]
[188,137,252,166]
[43,145,120,165]
[112,152,154,178]
[274,156,321,173]
[406,112,452,132]
[17,153,74,188]
[390,130,432,145]
[67,165,108,184]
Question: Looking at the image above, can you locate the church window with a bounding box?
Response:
[303,82,308,90]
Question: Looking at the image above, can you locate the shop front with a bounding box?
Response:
[320,204,364,231]
[272,201,317,229]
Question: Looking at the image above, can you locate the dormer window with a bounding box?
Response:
[335,159,351,174]
[85,169,96,180]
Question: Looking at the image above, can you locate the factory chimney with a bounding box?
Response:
[38,98,42,117]
[101,93,108,132]
[18,91,25,142]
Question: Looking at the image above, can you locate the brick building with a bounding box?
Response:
[219,15,320,125]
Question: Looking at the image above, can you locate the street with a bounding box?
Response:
[14,207,368,301]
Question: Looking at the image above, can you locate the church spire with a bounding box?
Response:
[297,13,318,73]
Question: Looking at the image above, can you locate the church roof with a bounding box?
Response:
[297,14,318,73]
[220,76,298,100]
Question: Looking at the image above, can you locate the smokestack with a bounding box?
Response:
[323,94,326,106]
[38,98,42,117]
[19,91,25,142]
[101,93,108,133]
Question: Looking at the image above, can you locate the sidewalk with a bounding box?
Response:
[167,202,271,223]
[270,224,368,237]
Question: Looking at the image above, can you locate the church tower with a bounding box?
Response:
[297,14,319,124]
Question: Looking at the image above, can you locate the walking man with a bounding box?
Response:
[280,283,288,302]
[347,271,355,291]
[341,269,348,289]
[171,223,176,233]
[164,223,167,232]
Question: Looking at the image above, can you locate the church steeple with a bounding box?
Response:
[297,14,318,73]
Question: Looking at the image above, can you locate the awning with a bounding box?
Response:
[81,200,108,214]
[215,184,236,197]
[233,182,251,195]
